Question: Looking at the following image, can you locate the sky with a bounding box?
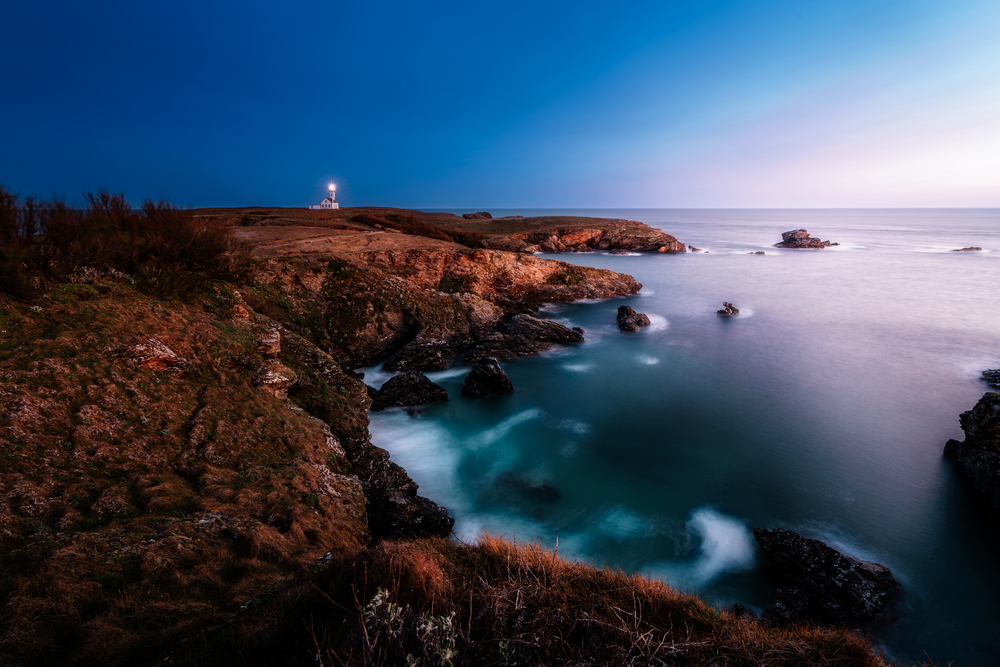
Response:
[2,0,999,208]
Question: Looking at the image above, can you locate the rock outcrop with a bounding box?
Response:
[383,337,462,373]
[462,357,514,397]
[717,302,740,317]
[952,247,982,252]
[371,372,449,411]
[983,369,1000,388]
[753,527,901,627]
[774,229,838,249]
[463,211,493,220]
[483,220,685,254]
[256,360,297,398]
[944,391,1000,511]
[125,338,187,371]
[465,314,584,364]
[617,305,651,331]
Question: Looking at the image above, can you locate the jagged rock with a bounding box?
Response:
[482,220,685,254]
[125,338,186,371]
[256,360,296,399]
[748,251,765,255]
[371,372,449,410]
[983,369,1000,388]
[762,587,811,625]
[462,357,514,397]
[944,391,1000,510]
[952,247,983,252]
[465,314,584,364]
[608,249,632,255]
[256,327,281,357]
[717,302,740,317]
[753,527,901,626]
[774,229,838,249]
[462,211,493,220]
[383,338,463,372]
[617,305,651,332]
[688,245,703,252]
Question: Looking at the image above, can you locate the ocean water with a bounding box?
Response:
[364,209,1000,666]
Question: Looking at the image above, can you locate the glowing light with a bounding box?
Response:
[328,183,336,191]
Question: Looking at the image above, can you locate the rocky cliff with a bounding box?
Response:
[944,392,1000,510]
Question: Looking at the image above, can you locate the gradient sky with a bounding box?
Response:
[2,0,998,208]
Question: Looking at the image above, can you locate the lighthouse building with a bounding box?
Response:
[309,184,339,210]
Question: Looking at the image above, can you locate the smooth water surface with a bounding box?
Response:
[365,209,1000,665]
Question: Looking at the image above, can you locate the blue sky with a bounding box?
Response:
[2,0,998,208]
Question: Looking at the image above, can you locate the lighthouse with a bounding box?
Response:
[309,183,339,210]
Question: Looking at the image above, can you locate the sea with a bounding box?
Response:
[360,209,1000,666]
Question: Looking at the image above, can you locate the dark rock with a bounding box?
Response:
[688,245,703,252]
[762,587,811,625]
[365,384,379,401]
[952,247,983,252]
[753,527,901,626]
[617,305,651,332]
[983,369,1000,388]
[731,603,758,621]
[608,249,632,255]
[508,313,585,343]
[774,229,836,249]
[405,408,424,418]
[466,314,584,364]
[462,357,514,397]
[717,302,740,317]
[347,443,454,539]
[748,251,765,255]
[944,391,1000,510]
[371,372,449,411]
[384,338,462,372]
[462,211,493,220]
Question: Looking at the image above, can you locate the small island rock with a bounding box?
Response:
[371,372,449,411]
[462,357,514,397]
[717,302,740,317]
[774,229,838,249]
[753,527,901,627]
[952,247,982,252]
[617,305,651,332]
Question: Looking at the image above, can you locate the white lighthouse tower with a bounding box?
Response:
[309,183,339,210]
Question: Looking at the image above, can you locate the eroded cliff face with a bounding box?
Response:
[945,392,1000,510]
[481,221,685,254]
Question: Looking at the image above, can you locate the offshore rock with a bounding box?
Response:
[774,229,838,249]
[717,302,740,317]
[617,305,651,332]
[371,372,449,410]
[462,357,514,397]
[944,391,1000,510]
[753,527,900,626]
[465,314,584,364]
[983,369,1000,388]
[952,247,983,252]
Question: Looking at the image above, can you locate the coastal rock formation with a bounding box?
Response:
[483,220,685,254]
[952,247,983,252]
[717,302,740,317]
[944,391,1000,510]
[256,326,281,357]
[983,369,1000,388]
[463,211,493,220]
[774,229,838,249]
[617,305,651,331]
[466,314,584,364]
[256,360,297,398]
[462,357,514,397]
[383,337,461,372]
[753,527,901,626]
[371,372,449,410]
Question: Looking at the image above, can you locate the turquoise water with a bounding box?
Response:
[364,209,1000,665]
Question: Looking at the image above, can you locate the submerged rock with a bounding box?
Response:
[371,372,449,410]
[944,391,1000,511]
[616,305,651,332]
[774,229,838,249]
[753,527,901,626]
[717,302,740,317]
[462,357,514,397]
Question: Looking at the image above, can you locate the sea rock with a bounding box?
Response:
[688,245,703,252]
[608,249,632,255]
[748,251,765,255]
[762,587,811,625]
[255,361,296,399]
[774,229,838,249]
[952,247,983,252]
[383,337,462,372]
[753,527,901,626]
[462,211,493,220]
[944,391,1000,510]
[717,302,740,317]
[462,357,514,397]
[617,305,651,332]
[983,369,1000,388]
[465,314,584,364]
[371,372,449,410]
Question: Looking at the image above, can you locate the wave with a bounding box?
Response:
[645,314,669,332]
[562,363,593,372]
[636,355,660,365]
[649,507,756,588]
[471,408,543,448]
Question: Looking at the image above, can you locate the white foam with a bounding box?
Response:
[471,408,542,448]
[597,506,652,539]
[562,363,593,372]
[637,355,660,365]
[356,362,392,389]
[426,367,470,382]
[687,508,756,585]
[645,314,669,332]
[555,419,592,435]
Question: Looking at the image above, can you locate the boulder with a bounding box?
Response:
[462,211,493,220]
[717,302,740,317]
[255,361,296,399]
[508,313,584,343]
[753,527,901,626]
[126,338,187,371]
[371,372,449,411]
[944,391,1000,510]
[617,305,651,332]
[774,229,838,249]
[383,338,462,372]
[256,327,281,358]
[465,314,584,364]
[462,357,514,397]
[983,369,1000,388]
